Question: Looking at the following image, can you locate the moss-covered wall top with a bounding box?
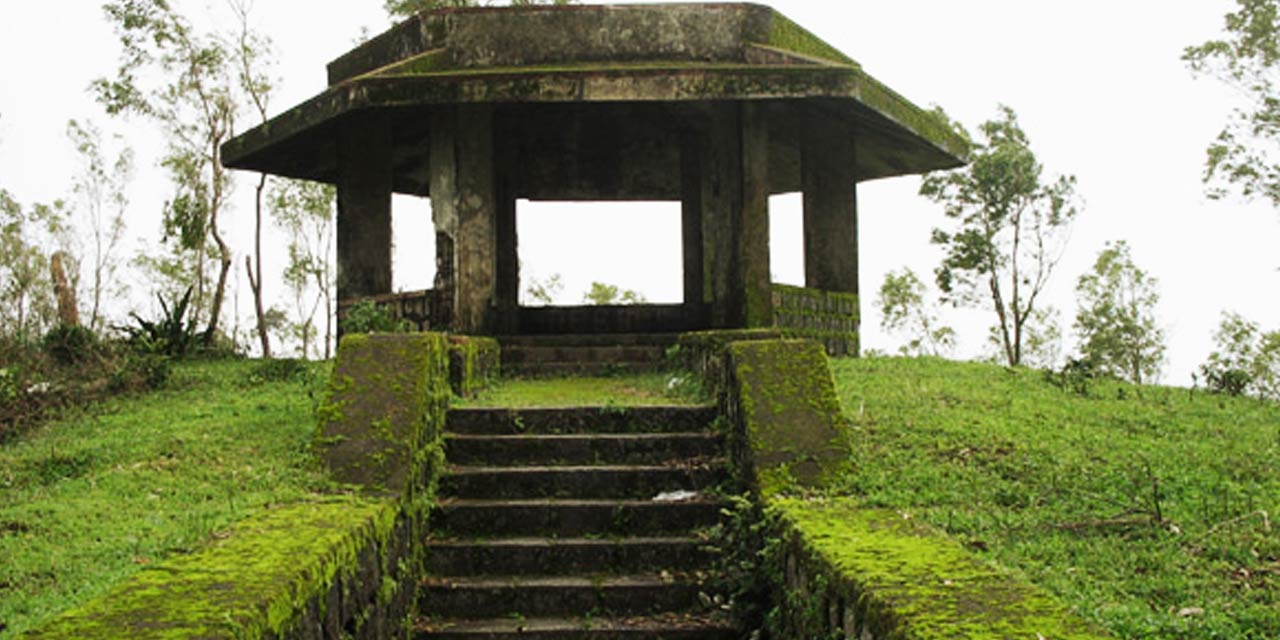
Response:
[772,498,1111,640]
[316,333,451,498]
[26,498,395,639]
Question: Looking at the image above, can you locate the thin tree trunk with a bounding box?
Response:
[248,173,271,357]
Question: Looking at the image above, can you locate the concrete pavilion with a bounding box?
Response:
[221,3,967,353]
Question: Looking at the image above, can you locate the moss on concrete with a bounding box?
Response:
[315,333,451,498]
[26,498,396,639]
[771,498,1111,639]
[725,339,850,497]
[762,11,856,66]
[447,334,500,398]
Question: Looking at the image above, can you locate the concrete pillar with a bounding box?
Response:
[802,121,858,295]
[739,102,773,328]
[680,133,705,323]
[430,106,499,334]
[699,102,772,329]
[336,115,393,303]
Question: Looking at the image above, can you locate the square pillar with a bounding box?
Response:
[430,105,499,334]
[802,121,858,295]
[699,102,772,329]
[680,132,705,323]
[336,115,393,303]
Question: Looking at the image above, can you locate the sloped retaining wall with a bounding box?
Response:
[28,333,454,639]
[689,331,1108,639]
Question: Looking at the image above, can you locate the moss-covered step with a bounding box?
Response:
[425,536,712,576]
[416,613,736,639]
[446,406,717,434]
[772,498,1110,640]
[419,574,710,618]
[444,432,723,465]
[432,497,725,537]
[441,463,727,500]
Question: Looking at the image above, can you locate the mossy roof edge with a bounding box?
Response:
[223,64,966,178]
[771,498,1111,640]
[26,497,396,639]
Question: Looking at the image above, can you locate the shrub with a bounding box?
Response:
[119,288,199,357]
[42,325,100,366]
[107,353,170,394]
[339,300,409,335]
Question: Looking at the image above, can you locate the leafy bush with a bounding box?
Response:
[119,288,199,357]
[0,366,19,406]
[1199,312,1280,400]
[1044,356,1102,397]
[339,300,409,334]
[249,358,311,384]
[41,324,100,366]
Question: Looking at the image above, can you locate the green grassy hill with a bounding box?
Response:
[0,359,331,638]
[830,356,1280,639]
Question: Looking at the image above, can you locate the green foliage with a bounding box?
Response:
[921,106,1080,367]
[582,281,646,305]
[119,287,199,357]
[338,300,410,335]
[41,325,100,366]
[1199,311,1280,400]
[384,0,572,20]
[107,353,170,394]
[1184,0,1280,207]
[830,356,1280,639]
[701,493,778,632]
[523,272,564,305]
[1074,240,1166,384]
[0,358,332,635]
[271,179,335,358]
[877,267,955,357]
[1,193,71,342]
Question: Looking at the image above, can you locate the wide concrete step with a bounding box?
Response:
[447,406,718,435]
[496,333,681,349]
[504,361,669,376]
[416,613,737,639]
[500,345,667,366]
[445,433,722,466]
[442,464,726,500]
[432,498,725,537]
[419,574,712,618]
[425,536,713,576]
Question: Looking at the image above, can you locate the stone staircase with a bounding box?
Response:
[497,334,679,376]
[418,405,738,639]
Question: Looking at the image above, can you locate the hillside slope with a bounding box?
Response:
[830,357,1280,639]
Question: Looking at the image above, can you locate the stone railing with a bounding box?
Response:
[771,283,858,357]
[336,289,451,333]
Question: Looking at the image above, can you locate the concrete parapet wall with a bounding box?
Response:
[701,335,1108,639]
[28,334,455,639]
[771,283,859,357]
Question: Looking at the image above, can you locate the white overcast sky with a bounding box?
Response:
[2,1,1278,384]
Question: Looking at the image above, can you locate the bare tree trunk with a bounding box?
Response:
[51,251,80,328]
[247,173,271,357]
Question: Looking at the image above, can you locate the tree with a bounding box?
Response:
[94,0,246,346]
[271,179,335,360]
[1073,241,1166,384]
[1199,312,1280,400]
[229,0,278,358]
[1,196,71,341]
[876,267,955,357]
[385,0,571,19]
[1185,0,1280,207]
[67,119,133,332]
[921,106,1080,367]
[524,272,565,306]
[582,282,646,305]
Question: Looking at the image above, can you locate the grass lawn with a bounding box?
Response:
[0,358,333,638]
[830,356,1280,639]
[458,371,708,408]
